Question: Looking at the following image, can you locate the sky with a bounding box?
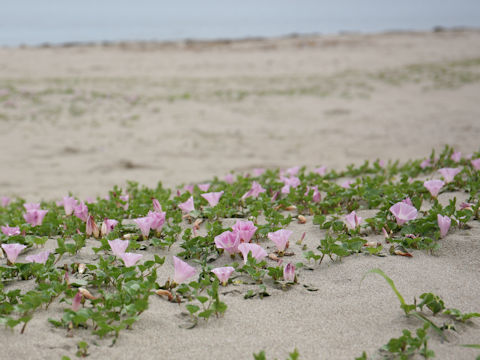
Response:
[1,0,479,45]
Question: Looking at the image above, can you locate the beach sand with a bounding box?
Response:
[0,30,480,359]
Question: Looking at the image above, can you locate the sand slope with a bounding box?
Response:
[0,30,480,359]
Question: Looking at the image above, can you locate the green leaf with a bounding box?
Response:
[186,304,200,315]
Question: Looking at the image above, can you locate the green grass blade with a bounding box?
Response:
[362,268,407,309]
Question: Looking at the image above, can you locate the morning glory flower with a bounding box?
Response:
[178,196,195,213]
[214,230,240,255]
[242,181,266,200]
[23,203,41,211]
[253,168,266,177]
[198,183,210,192]
[424,179,445,198]
[173,256,196,284]
[152,198,163,212]
[62,196,78,216]
[212,266,235,286]
[101,219,119,236]
[313,166,327,176]
[283,263,295,282]
[471,158,480,171]
[232,220,257,243]
[437,214,451,238]
[183,185,194,194]
[268,229,293,253]
[134,217,153,238]
[108,239,129,257]
[86,215,100,238]
[438,168,461,183]
[24,209,48,227]
[121,252,143,267]
[451,151,462,162]
[341,180,354,189]
[1,225,20,236]
[344,211,362,230]
[420,159,431,169]
[147,211,166,232]
[201,191,224,207]
[1,196,10,207]
[1,243,26,264]
[389,202,418,226]
[238,243,267,264]
[72,291,82,311]
[280,176,301,194]
[304,186,321,202]
[25,250,51,264]
[74,202,89,222]
[224,173,234,184]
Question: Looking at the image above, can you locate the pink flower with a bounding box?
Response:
[214,231,240,255]
[253,168,266,177]
[438,168,461,183]
[1,243,26,263]
[460,202,474,211]
[402,197,413,206]
[74,202,89,222]
[147,211,166,232]
[23,203,40,211]
[378,159,385,168]
[285,166,300,176]
[437,214,451,238]
[183,185,194,193]
[268,229,293,252]
[224,173,234,184]
[119,195,129,210]
[84,197,96,204]
[344,211,362,230]
[25,250,51,264]
[198,183,210,192]
[283,263,295,282]
[305,186,321,202]
[382,227,390,240]
[242,181,266,200]
[152,198,162,212]
[108,239,129,257]
[313,166,327,176]
[72,291,82,311]
[420,159,431,169]
[471,158,480,171]
[238,243,267,264]
[101,219,119,236]
[201,191,224,207]
[173,256,196,284]
[86,215,100,238]
[211,266,235,286]
[134,217,152,238]
[62,196,78,216]
[1,196,10,207]
[121,252,143,267]
[232,220,257,243]
[280,176,301,194]
[341,180,354,189]
[451,151,462,163]
[24,209,48,227]
[178,196,195,213]
[1,225,20,236]
[424,179,445,198]
[389,202,418,225]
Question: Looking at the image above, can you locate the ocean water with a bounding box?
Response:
[1,0,479,46]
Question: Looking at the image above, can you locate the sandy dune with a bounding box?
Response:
[0,30,480,359]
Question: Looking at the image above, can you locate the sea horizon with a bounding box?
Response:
[1,0,480,47]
